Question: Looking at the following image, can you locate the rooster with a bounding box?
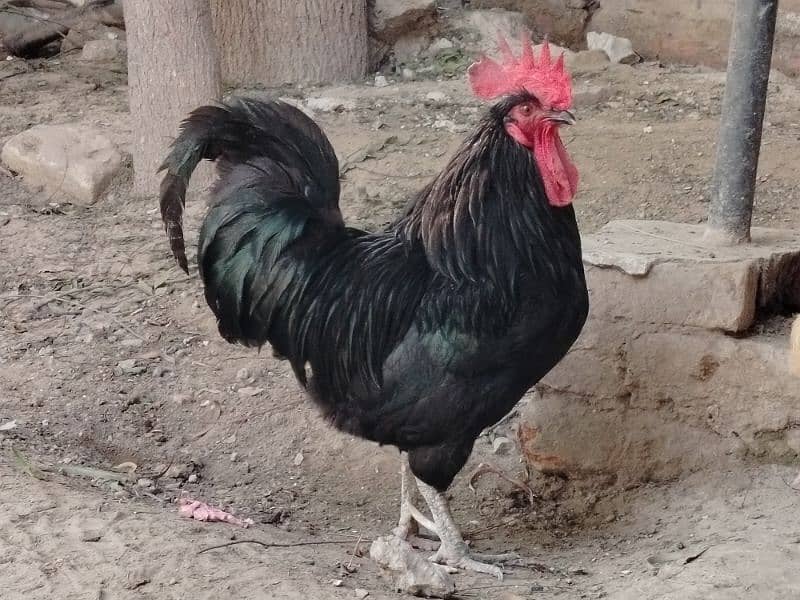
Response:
[159,36,588,578]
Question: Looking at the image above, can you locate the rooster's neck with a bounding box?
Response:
[394,116,582,288]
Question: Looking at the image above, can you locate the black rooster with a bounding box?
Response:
[159,37,588,578]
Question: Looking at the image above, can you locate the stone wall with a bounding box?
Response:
[517,221,800,484]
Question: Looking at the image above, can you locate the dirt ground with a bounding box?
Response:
[2,47,800,600]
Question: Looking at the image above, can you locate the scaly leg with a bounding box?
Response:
[416,477,519,580]
[393,455,441,551]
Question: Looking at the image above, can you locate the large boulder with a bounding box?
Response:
[1,124,126,205]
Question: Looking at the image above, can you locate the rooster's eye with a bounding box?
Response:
[518,104,533,117]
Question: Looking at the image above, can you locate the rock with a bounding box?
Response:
[587,31,638,64]
[492,436,512,455]
[374,74,390,87]
[305,97,355,113]
[355,589,370,599]
[187,473,199,484]
[424,91,449,104]
[331,579,344,587]
[401,67,416,80]
[136,478,154,488]
[117,359,137,371]
[433,119,467,134]
[293,452,304,466]
[124,568,151,590]
[566,49,610,74]
[172,393,193,405]
[79,529,103,542]
[237,386,264,397]
[236,367,250,381]
[370,535,455,598]
[427,37,454,55]
[371,0,437,44]
[1,124,125,205]
[230,452,239,463]
[165,463,192,479]
[80,39,124,61]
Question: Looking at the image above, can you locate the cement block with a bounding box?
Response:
[582,220,800,332]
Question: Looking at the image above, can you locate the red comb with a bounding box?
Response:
[468,33,573,110]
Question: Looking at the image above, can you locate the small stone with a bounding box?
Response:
[293,452,304,466]
[230,452,239,463]
[123,568,151,590]
[137,478,154,488]
[305,97,354,113]
[374,75,389,88]
[354,589,370,599]
[587,31,638,64]
[492,436,512,455]
[332,579,344,587]
[172,393,193,405]
[80,39,124,61]
[80,529,103,542]
[432,119,467,134]
[236,367,250,381]
[424,91,448,103]
[643,125,654,134]
[428,37,454,54]
[187,473,199,484]
[401,68,416,80]
[237,386,263,397]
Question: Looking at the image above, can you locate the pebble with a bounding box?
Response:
[187,473,199,483]
[293,452,304,466]
[332,579,344,587]
[374,75,389,88]
[401,68,416,80]
[80,529,103,542]
[355,589,370,599]
[643,125,654,134]
[236,367,250,381]
[425,91,449,103]
[492,436,512,455]
[237,386,264,397]
[137,478,154,488]
[172,393,193,405]
[428,37,454,54]
[230,452,239,463]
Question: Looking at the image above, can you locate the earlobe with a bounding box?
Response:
[505,122,533,148]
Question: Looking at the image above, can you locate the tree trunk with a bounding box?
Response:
[126,0,222,196]
[210,0,368,86]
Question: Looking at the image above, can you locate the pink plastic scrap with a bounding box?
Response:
[178,497,254,528]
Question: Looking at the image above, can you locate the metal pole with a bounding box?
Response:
[705,0,779,245]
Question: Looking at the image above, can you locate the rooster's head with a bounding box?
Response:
[468,34,578,208]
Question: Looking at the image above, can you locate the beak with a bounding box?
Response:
[546,110,576,126]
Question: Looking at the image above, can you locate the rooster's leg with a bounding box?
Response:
[393,454,441,551]
[416,478,518,580]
